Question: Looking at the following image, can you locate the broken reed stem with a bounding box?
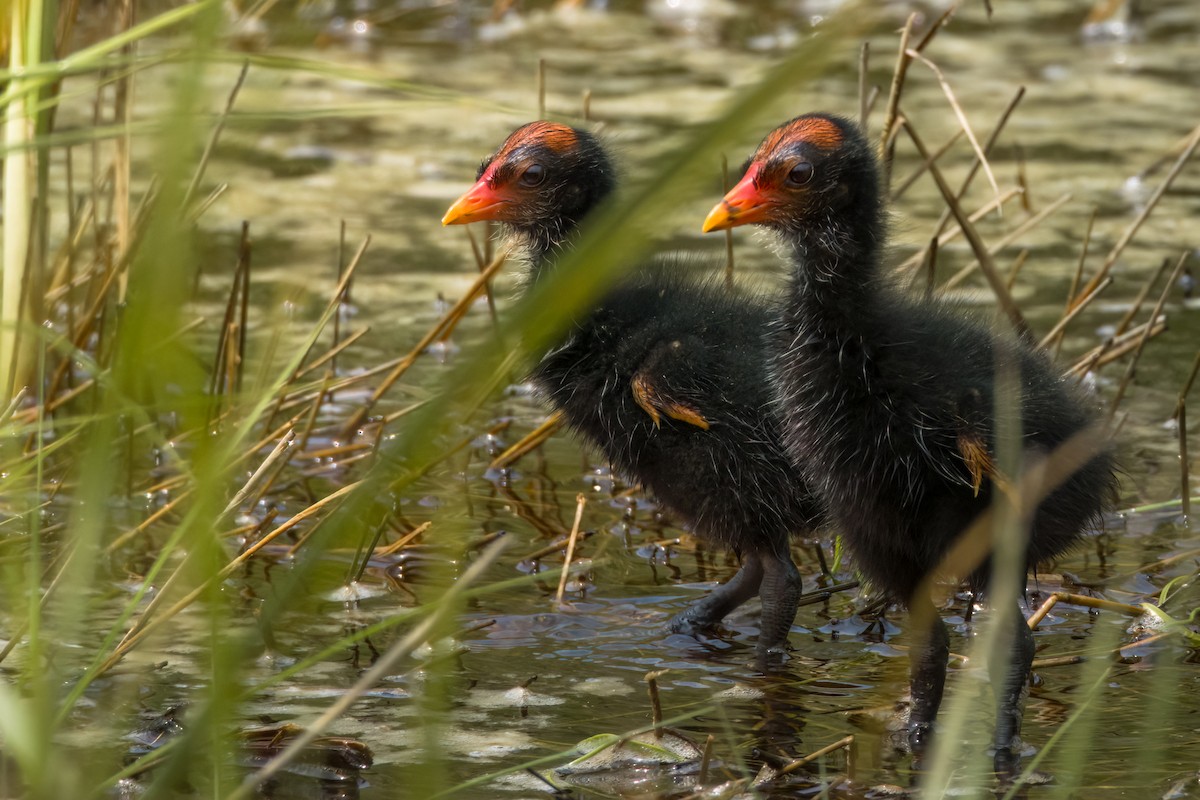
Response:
[1114,256,1171,338]
[1077,119,1200,301]
[902,118,1030,338]
[858,41,870,134]
[878,13,916,181]
[940,192,1071,291]
[644,669,667,740]
[537,58,546,119]
[722,154,735,289]
[1038,276,1113,350]
[182,61,249,211]
[1171,349,1200,421]
[554,493,586,604]
[906,49,1000,201]
[699,734,714,784]
[1107,251,1190,420]
[777,736,856,778]
[1180,400,1191,519]
[1026,591,1145,630]
[342,248,509,438]
[903,87,1027,270]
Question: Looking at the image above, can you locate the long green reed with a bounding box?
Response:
[1,1,1196,798]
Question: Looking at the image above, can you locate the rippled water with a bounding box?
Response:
[55,0,1200,797]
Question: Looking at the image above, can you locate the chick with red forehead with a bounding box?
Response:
[445,122,824,667]
[705,113,1117,771]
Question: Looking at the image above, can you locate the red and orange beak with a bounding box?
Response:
[701,164,773,233]
[442,178,510,226]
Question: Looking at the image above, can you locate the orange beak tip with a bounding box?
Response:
[701,204,733,233]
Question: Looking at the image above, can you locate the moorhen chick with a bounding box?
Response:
[703,113,1117,768]
[443,122,823,664]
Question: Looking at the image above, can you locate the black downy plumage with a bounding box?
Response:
[704,113,1118,769]
[443,122,823,664]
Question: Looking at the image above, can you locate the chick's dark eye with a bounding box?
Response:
[519,164,546,187]
[786,162,814,187]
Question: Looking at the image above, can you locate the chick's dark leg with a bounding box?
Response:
[755,549,802,666]
[667,556,764,635]
[907,597,950,751]
[991,604,1035,775]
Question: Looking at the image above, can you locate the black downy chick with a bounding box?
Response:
[443,122,824,665]
[703,113,1117,769]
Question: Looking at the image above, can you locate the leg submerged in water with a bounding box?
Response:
[907,597,951,752]
[755,550,802,666]
[991,604,1036,775]
[667,556,764,634]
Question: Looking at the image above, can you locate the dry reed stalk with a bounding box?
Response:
[940,193,1072,291]
[878,13,916,181]
[181,61,249,210]
[777,736,856,778]
[1026,591,1145,629]
[523,530,596,562]
[295,328,369,380]
[1049,209,1098,357]
[643,669,667,739]
[554,493,586,604]
[1170,349,1200,421]
[891,128,964,200]
[373,521,431,558]
[906,50,999,201]
[262,236,371,431]
[112,0,134,302]
[184,183,228,224]
[1069,316,1166,376]
[537,57,546,119]
[1107,251,1189,420]
[1076,119,1200,301]
[100,480,365,674]
[858,41,870,132]
[1114,256,1171,338]
[341,248,509,438]
[489,410,565,471]
[1038,276,1113,350]
[900,87,1026,271]
[722,154,735,289]
[698,734,714,785]
[1179,401,1190,519]
[921,236,938,297]
[898,187,1023,274]
[903,119,1029,338]
[1005,248,1029,291]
